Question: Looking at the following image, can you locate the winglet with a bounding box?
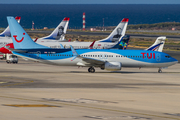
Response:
[89,40,96,49]
[70,45,78,61]
[34,38,38,42]
[59,44,65,49]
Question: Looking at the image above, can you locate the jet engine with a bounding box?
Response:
[104,62,122,71]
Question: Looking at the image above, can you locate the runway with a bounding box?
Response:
[0,59,180,120]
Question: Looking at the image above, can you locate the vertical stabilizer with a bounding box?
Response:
[7,16,48,49]
[41,17,70,40]
[146,36,166,52]
[111,35,130,49]
[98,18,129,42]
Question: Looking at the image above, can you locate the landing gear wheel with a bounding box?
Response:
[158,68,162,73]
[88,67,95,73]
[88,68,91,72]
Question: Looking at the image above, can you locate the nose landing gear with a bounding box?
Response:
[158,68,162,73]
[88,67,95,73]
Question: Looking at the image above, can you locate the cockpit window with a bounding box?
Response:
[165,56,171,58]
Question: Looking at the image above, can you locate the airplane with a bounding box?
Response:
[36,17,70,42]
[7,16,178,73]
[36,35,130,49]
[35,18,129,49]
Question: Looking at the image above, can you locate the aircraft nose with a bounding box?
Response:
[172,57,178,63]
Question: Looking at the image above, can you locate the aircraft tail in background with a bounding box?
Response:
[98,18,129,42]
[146,36,166,52]
[0,16,21,37]
[7,16,48,49]
[111,35,130,49]
[41,17,70,41]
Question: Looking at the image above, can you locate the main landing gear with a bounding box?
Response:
[88,67,95,73]
[158,68,162,73]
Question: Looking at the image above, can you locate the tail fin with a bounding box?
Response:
[111,35,130,49]
[0,16,21,37]
[41,17,69,40]
[7,16,48,49]
[146,36,166,52]
[98,18,129,42]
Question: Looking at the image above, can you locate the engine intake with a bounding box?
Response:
[104,62,122,71]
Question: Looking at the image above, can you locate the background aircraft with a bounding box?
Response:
[35,18,129,49]
[1,17,129,55]
[36,17,70,41]
[7,16,178,73]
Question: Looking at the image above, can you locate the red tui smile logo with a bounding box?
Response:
[13,33,25,43]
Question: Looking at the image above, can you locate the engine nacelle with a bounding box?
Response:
[104,62,122,71]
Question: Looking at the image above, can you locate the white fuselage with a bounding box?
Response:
[0,37,118,50]
[36,40,118,49]
[0,37,12,48]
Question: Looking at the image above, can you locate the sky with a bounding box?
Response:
[1,0,180,4]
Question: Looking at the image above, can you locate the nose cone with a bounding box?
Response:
[172,57,178,64]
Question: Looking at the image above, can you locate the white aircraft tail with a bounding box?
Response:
[146,36,166,52]
[41,17,69,41]
[98,18,129,42]
[0,16,21,37]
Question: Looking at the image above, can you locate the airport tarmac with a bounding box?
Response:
[0,59,180,120]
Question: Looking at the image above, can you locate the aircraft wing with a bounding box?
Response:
[70,45,105,66]
[5,46,27,53]
[81,57,105,66]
